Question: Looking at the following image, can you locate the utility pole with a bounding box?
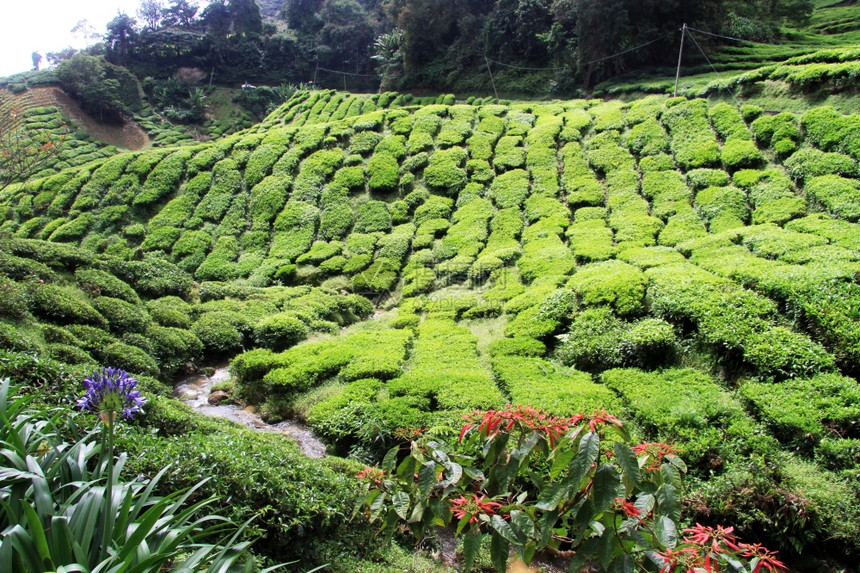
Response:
[674,24,687,97]
[485,56,499,101]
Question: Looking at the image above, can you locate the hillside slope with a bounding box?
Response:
[1,89,860,570]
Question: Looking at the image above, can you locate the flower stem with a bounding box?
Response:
[99,415,115,564]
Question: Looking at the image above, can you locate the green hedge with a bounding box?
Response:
[567,260,647,316]
[492,355,621,416]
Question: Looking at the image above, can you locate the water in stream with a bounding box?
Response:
[174,365,327,458]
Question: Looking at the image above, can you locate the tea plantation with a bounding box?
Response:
[1,87,859,571]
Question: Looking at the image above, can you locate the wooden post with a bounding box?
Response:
[485,56,498,101]
[674,24,687,97]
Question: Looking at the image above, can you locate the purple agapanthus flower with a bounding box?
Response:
[78,367,147,420]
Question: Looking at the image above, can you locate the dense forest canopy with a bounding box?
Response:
[37,0,814,100]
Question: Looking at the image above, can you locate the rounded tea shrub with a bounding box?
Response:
[254,313,309,351]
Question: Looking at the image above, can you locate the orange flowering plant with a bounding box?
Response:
[355,404,787,573]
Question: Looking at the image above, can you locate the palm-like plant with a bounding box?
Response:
[372,29,405,92]
[0,377,269,573]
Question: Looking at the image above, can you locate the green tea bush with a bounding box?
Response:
[488,169,529,208]
[351,258,399,292]
[604,367,756,470]
[48,213,94,243]
[487,336,546,357]
[751,112,801,155]
[248,175,290,231]
[567,260,646,316]
[243,143,286,188]
[687,168,731,189]
[801,106,849,151]
[493,136,526,171]
[804,175,860,221]
[742,326,835,380]
[740,373,860,445]
[413,195,453,226]
[319,204,355,240]
[784,148,857,182]
[721,138,765,171]
[133,151,188,206]
[93,296,150,333]
[195,236,239,281]
[657,210,708,246]
[350,131,383,155]
[518,235,575,282]
[695,185,749,224]
[367,151,399,193]
[75,268,138,303]
[146,324,203,372]
[101,340,159,376]
[437,119,473,147]
[353,200,391,233]
[662,99,722,170]
[191,311,246,354]
[296,241,344,265]
[627,118,669,156]
[254,312,309,351]
[387,318,503,410]
[424,156,467,195]
[567,219,616,262]
[193,160,242,222]
[31,283,106,327]
[492,355,621,415]
[331,165,365,192]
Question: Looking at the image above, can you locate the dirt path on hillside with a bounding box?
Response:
[32,87,150,151]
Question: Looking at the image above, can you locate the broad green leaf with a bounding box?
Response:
[382,445,399,473]
[490,531,509,573]
[392,491,410,520]
[418,461,437,498]
[491,514,523,545]
[657,484,681,522]
[610,554,634,573]
[591,464,621,514]
[369,491,386,520]
[613,442,641,489]
[535,482,567,511]
[660,463,683,492]
[597,525,616,567]
[462,529,482,572]
[510,510,536,540]
[654,515,678,548]
[21,501,54,570]
[665,454,687,474]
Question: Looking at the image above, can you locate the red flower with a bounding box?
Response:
[683,523,741,553]
[356,465,385,485]
[460,404,584,448]
[653,547,712,573]
[633,441,680,471]
[450,493,503,524]
[587,409,622,432]
[614,497,641,519]
[739,543,788,573]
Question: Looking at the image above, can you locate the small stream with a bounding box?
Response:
[174,367,573,572]
[174,365,327,458]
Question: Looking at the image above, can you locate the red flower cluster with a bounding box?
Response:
[356,465,385,485]
[393,426,425,441]
[654,547,714,573]
[739,543,788,573]
[683,523,741,553]
[633,441,680,471]
[460,404,585,447]
[613,497,642,519]
[450,493,503,524]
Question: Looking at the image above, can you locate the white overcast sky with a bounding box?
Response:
[0,0,146,77]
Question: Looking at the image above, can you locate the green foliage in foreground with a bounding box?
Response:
[0,379,265,573]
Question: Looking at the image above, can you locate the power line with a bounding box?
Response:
[483,57,561,71]
[684,26,765,45]
[685,29,743,108]
[583,35,667,66]
[316,66,378,78]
